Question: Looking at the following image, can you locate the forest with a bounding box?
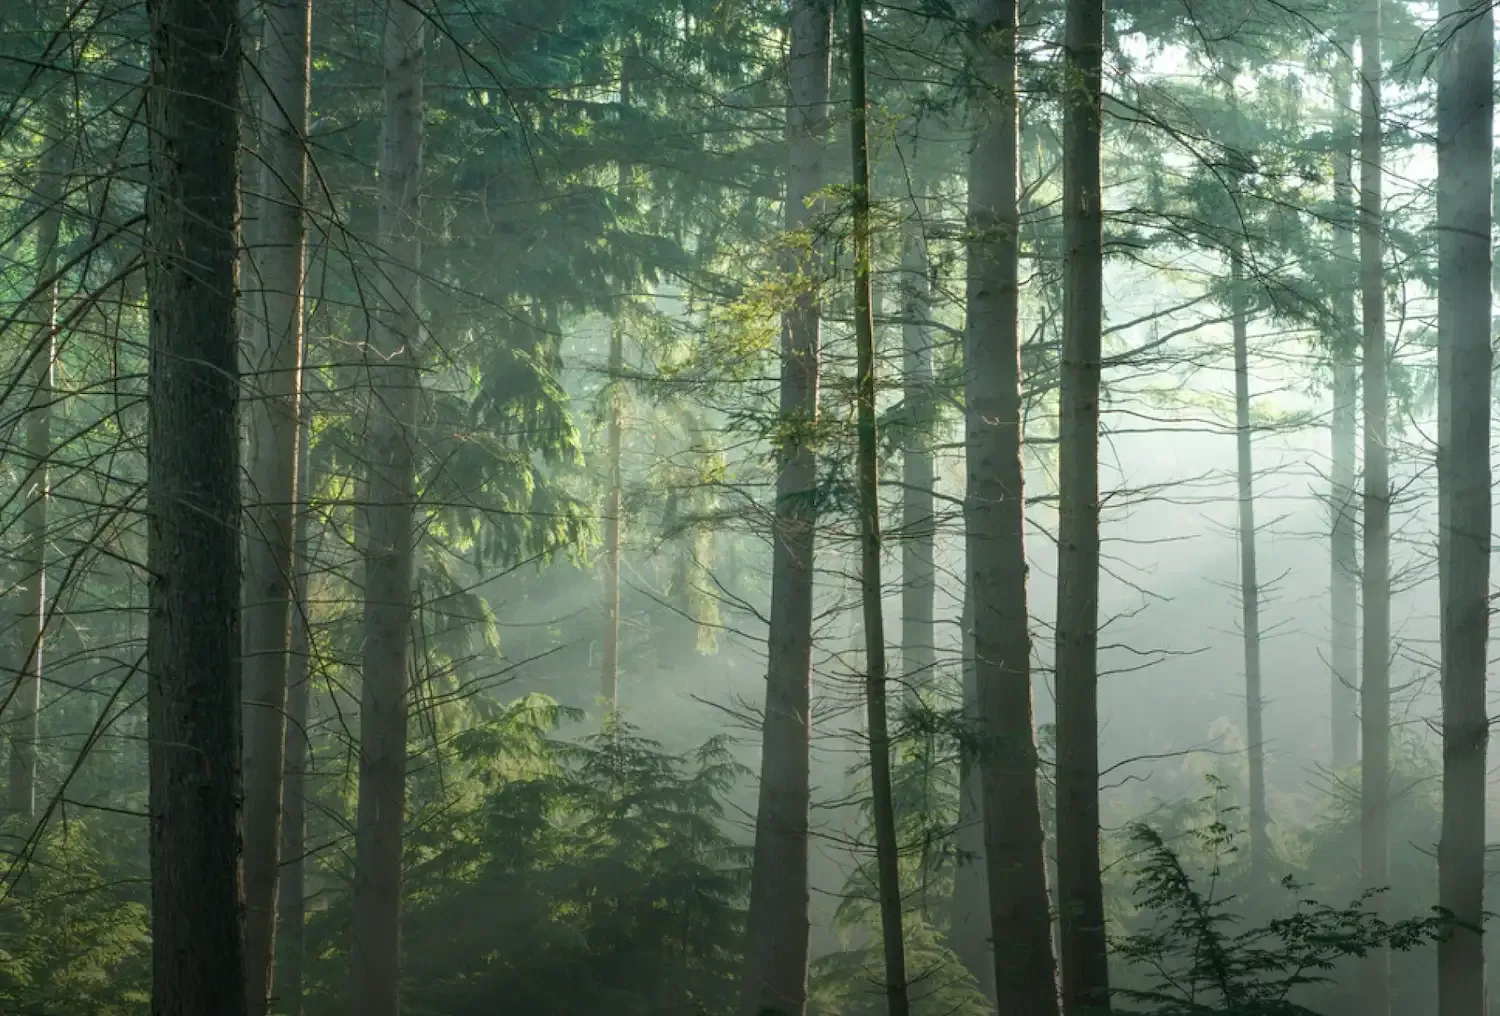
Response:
[0,0,1494,1013]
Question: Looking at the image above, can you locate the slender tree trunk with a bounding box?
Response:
[901,206,935,694]
[1435,1,1492,1011]
[241,2,311,1009]
[739,3,830,1013]
[951,586,996,1003]
[146,0,247,1011]
[1329,33,1359,771]
[965,2,1060,1011]
[274,388,315,1016]
[1357,5,1389,1016]
[1228,243,1268,879]
[601,320,623,712]
[1056,0,1110,1011]
[8,124,67,820]
[848,4,908,1012]
[350,3,424,1015]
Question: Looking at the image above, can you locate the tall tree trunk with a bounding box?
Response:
[901,206,935,694]
[739,3,830,1013]
[1329,28,1359,771]
[274,387,315,1016]
[146,0,247,1011]
[848,4,908,1012]
[965,2,1060,1011]
[241,2,311,1009]
[8,122,67,820]
[1228,243,1268,879]
[950,586,996,1003]
[1435,0,1492,1011]
[1056,0,1110,1011]
[1357,5,1389,1016]
[601,319,623,712]
[350,3,424,1014]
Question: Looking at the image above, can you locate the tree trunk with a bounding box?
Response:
[146,0,247,1011]
[1435,0,1492,1011]
[274,387,315,1016]
[739,3,830,1013]
[601,319,623,712]
[1357,5,1390,1016]
[241,2,311,1009]
[950,586,996,1003]
[1056,0,1110,1012]
[848,4,908,1012]
[965,2,1061,1011]
[901,206,935,695]
[1329,31,1359,771]
[1228,243,1268,879]
[8,122,67,821]
[350,3,424,1014]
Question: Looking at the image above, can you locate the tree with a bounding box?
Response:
[964,1,1060,1010]
[146,0,248,1011]
[1434,0,1492,1011]
[8,100,68,821]
[240,0,311,1009]
[1055,0,1111,1012]
[848,2,908,1012]
[1357,3,1389,1014]
[349,1,424,1013]
[739,2,831,1012]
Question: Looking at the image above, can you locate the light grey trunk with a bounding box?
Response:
[1229,243,1267,879]
[1056,0,1111,1011]
[848,4,908,1012]
[965,2,1060,1011]
[8,124,67,820]
[739,3,831,1013]
[1329,35,1359,771]
[1357,5,1390,1016]
[350,4,423,1015]
[241,1,311,1009]
[950,587,996,1003]
[601,320,623,712]
[901,207,935,695]
[1435,0,1492,1012]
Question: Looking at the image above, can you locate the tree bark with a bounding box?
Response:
[965,2,1061,1011]
[739,3,830,1013]
[950,586,996,1003]
[146,0,247,1011]
[601,320,623,712]
[1357,5,1390,1016]
[1329,28,1359,771]
[1435,1,1492,1012]
[1056,0,1111,1011]
[848,4,908,1012]
[8,121,67,821]
[901,205,935,695]
[241,2,311,1009]
[1228,242,1268,879]
[274,387,314,1016]
[350,3,423,1015]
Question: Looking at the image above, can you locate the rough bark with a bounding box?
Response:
[965,2,1060,1011]
[350,3,423,1015]
[1357,5,1390,1016]
[1055,0,1111,1011]
[1228,243,1267,879]
[738,3,830,1013]
[900,207,935,695]
[1435,0,1492,1011]
[145,0,247,1011]
[950,587,996,1003]
[241,1,311,1009]
[1329,30,1359,771]
[848,4,908,1011]
[274,389,314,1016]
[8,123,67,820]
